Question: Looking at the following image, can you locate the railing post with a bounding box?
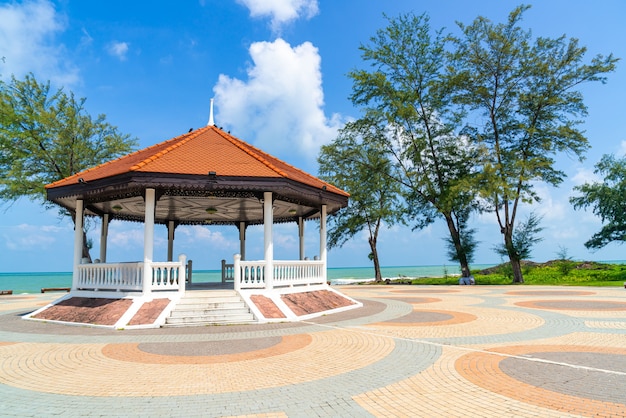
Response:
[178,254,186,294]
[234,254,241,291]
[187,259,193,284]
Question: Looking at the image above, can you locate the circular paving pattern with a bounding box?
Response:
[506,290,596,296]
[0,330,398,396]
[390,289,459,294]
[501,352,626,403]
[455,345,626,416]
[105,334,310,364]
[0,286,624,417]
[516,300,626,311]
[137,336,284,356]
[382,310,475,326]
[384,297,441,304]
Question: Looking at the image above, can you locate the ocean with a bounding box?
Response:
[0,264,480,294]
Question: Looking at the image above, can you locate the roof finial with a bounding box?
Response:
[208,98,215,126]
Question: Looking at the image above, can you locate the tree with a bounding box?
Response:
[348,12,481,277]
[493,211,544,261]
[444,207,478,273]
[570,154,626,249]
[449,5,618,283]
[318,121,404,282]
[0,73,137,260]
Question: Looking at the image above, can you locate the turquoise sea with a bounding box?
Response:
[4,260,625,294]
[0,264,482,294]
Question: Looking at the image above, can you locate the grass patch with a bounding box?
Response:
[381,261,626,286]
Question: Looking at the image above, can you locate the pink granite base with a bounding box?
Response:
[32,297,171,327]
[33,298,132,326]
[281,290,355,316]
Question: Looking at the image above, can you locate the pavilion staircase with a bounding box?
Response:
[163,289,256,327]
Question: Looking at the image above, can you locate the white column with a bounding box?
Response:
[142,188,156,297]
[72,199,84,290]
[320,205,327,283]
[99,213,109,263]
[263,191,273,290]
[167,220,175,262]
[298,216,305,260]
[234,254,241,291]
[239,221,246,261]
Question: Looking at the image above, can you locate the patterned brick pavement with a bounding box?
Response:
[0,285,625,417]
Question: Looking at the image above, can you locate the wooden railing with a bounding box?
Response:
[75,255,187,293]
[233,255,326,290]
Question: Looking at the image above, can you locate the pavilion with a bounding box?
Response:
[25,108,361,328]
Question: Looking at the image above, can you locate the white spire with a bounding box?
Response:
[208,98,215,126]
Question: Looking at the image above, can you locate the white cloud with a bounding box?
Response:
[531,183,567,222]
[571,166,600,187]
[213,38,343,169]
[237,0,318,33]
[2,223,66,251]
[0,0,78,85]
[177,225,236,249]
[107,41,130,61]
[109,224,144,248]
[619,140,626,156]
[79,27,93,49]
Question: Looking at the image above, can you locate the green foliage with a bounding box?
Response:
[346,12,481,275]
[318,121,405,249]
[449,5,618,283]
[444,208,478,265]
[571,154,626,249]
[554,246,574,276]
[494,212,544,260]
[398,262,626,286]
[0,73,137,205]
[318,120,405,281]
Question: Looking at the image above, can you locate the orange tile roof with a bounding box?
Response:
[45,125,348,197]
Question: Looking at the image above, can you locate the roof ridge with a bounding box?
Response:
[129,128,203,171]
[45,129,203,189]
[214,128,340,192]
[214,128,289,177]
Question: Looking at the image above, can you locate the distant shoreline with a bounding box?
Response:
[3,260,625,293]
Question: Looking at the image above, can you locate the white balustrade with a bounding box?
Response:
[234,255,325,290]
[76,255,186,293]
[235,259,266,290]
[273,260,326,287]
[221,259,235,283]
[150,261,184,292]
[77,262,144,292]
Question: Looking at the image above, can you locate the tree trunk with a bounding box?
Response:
[369,237,382,282]
[444,214,471,277]
[504,229,524,283]
[82,230,92,263]
[71,211,92,264]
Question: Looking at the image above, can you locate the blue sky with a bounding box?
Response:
[1,0,626,273]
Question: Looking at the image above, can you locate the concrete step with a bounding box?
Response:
[177,297,244,306]
[173,303,247,311]
[169,306,249,317]
[163,290,256,327]
[164,313,255,325]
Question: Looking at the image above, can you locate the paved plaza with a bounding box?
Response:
[0,284,625,417]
